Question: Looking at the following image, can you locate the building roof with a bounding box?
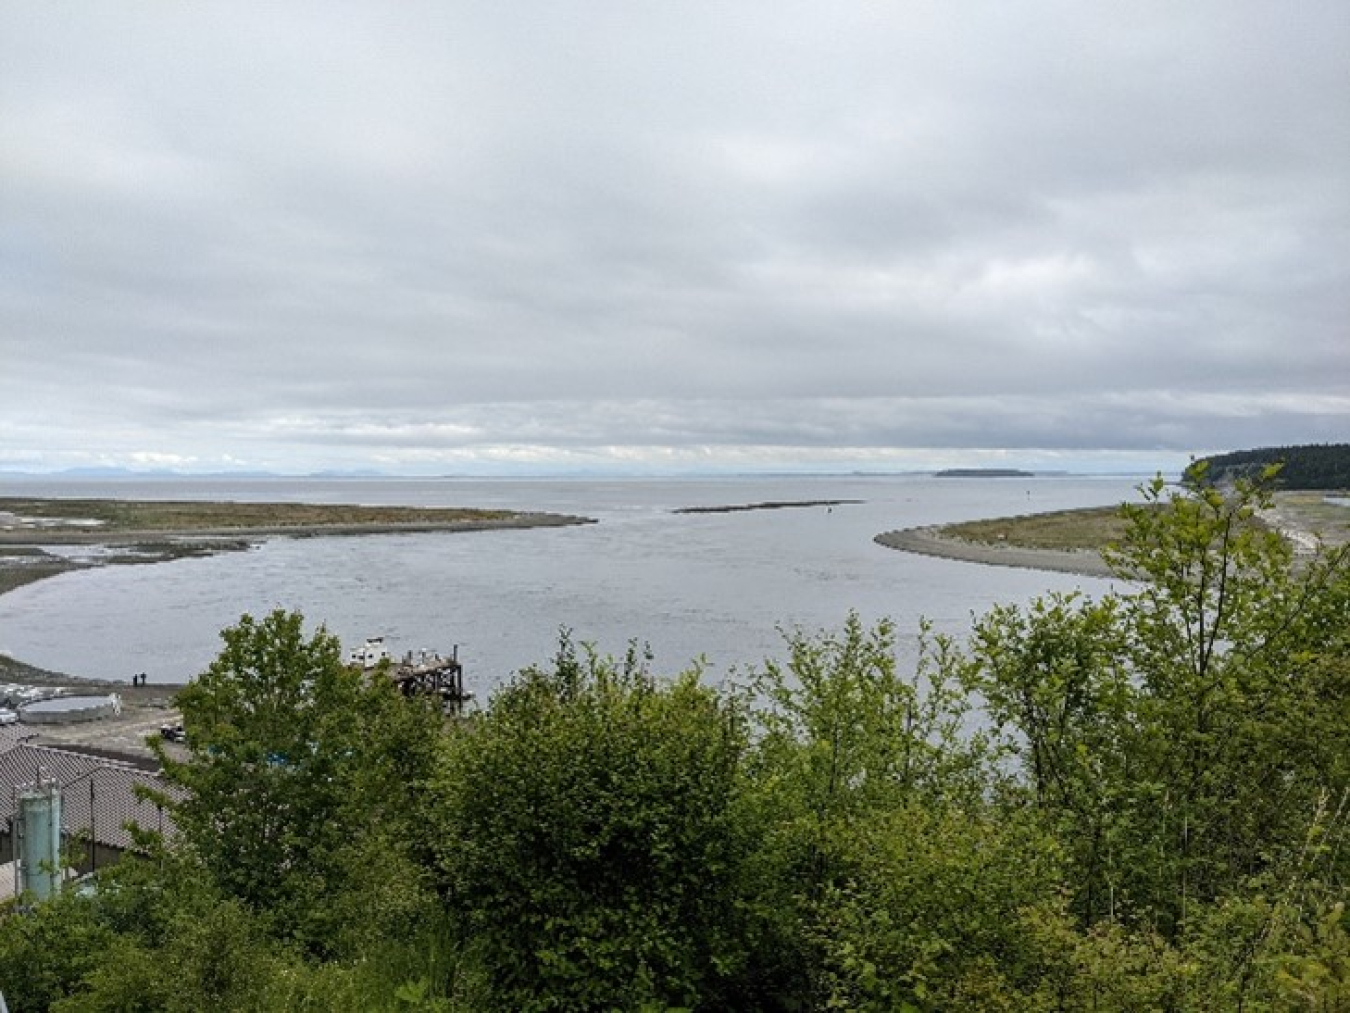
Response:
[0,742,183,852]
[0,724,39,753]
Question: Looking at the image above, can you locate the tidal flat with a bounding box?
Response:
[0,497,594,685]
[0,496,593,543]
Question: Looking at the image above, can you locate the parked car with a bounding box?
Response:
[0,708,18,725]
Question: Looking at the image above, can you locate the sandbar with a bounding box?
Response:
[674,499,861,514]
[873,526,1115,578]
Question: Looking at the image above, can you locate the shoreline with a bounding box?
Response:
[875,490,1347,578]
[0,567,86,683]
[0,563,187,760]
[873,525,1116,578]
[0,509,594,687]
[0,566,185,693]
[0,510,595,547]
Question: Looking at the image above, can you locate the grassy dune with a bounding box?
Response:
[920,490,1348,562]
[939,505,1129,552]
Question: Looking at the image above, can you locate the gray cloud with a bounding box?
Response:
[2,2,1346,474]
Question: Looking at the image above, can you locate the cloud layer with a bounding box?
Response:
[2,2,1347,473]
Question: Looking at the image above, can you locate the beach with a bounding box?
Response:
[874,489,1348,577]
[873,526,1116,578]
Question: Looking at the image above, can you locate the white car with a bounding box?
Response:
[0,708,17,726]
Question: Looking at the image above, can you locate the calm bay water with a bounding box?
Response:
[0,475,1143,692]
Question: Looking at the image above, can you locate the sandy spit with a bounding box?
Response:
[874,526,1116,579]
[0,511,595,546]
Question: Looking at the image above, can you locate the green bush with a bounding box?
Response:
[430,637,757,1011]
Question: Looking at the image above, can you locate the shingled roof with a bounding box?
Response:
[0,724,39,753]
[0,742,183,852]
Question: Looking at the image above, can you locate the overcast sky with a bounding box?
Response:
[2,3,1346,475]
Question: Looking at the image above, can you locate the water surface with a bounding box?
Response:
[0,474,1142,691]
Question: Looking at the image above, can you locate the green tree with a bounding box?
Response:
[744,614,994,1008]
[0,849,479,1013]
[968,466,1350,945]
[51,890,306,1013]
[1106,467,1350,929]
[811,802,1065,1012]
[749,614,981,888]
[430,635,756,1012]
[0,890,116,1011]
[152,609,442,956]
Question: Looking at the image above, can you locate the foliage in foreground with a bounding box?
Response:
[1,468,1347,1010]
[431,638,756,1011]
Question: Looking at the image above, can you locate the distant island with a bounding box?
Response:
[934,468,1034,478]
[674,499,861,515]
[1194,443,1350,490]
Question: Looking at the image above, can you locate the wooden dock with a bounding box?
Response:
[389,648,469,710]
